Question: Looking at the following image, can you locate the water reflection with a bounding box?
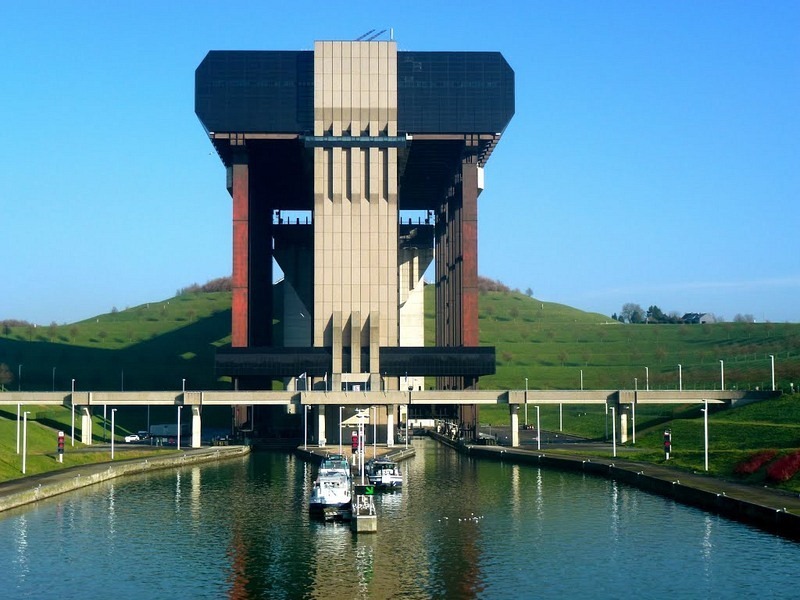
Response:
[1,440,800,599]
[13,514,28,582]
[191,466,201,529]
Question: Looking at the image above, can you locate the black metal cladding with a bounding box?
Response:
[216,347,331,378]
[195,51,314,134]
[195,50,514,135]
[379,347,496,377]
[397,51,514,134]
[215,346,496,378]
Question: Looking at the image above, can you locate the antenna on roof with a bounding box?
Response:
[355,29,375,41]
[365,29,387,41]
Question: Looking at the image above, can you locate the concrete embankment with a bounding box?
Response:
[431,432,800,541]
[297,445,416,467]
[0,445,251,514]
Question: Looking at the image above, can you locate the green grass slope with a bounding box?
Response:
[2,284,800,488]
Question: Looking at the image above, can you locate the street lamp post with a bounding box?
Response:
[18,364,22,391]
[103,405,107,443]
[634,377,638,391]
[678,364,682,391]
[111,408,117,459]
[16,403,21,454]
[645,367,649,391]
[580,369,583,391]
[52,367,56,392]
[71,378,76,447]
[535,406,541,451]
[404,404,409,450]
[373,406,377,459]
[703,398,709,472]
[339,406,344,454]
[770,355,775,391]
[304,405,309,450]
[719,360,725,391]
[177,406,183,451]
[524,377,528,427]
[22,411,31,474]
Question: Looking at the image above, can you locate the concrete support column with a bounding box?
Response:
[509,404,519,448]
[191,406,202,449]
[317,405,327,446]
[80,407,92,445]
[619,407,629,444]
[386,405,395,447]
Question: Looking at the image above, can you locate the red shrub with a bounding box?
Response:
[734,450,778,475]
[766,450,800,483]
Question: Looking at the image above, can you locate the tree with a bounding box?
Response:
[621,303,645,324]
[0,363,13,388]
[734,313,755,323]
[646,305,666,323]
[525,287,533,297]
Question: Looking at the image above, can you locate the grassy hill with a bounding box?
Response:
[427,287,800,392]
[2,286,800,488]
[3,285,799,393]
[1,292,231,392]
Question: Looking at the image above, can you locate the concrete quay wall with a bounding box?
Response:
[432,432,800,541]
[0,446,251,514]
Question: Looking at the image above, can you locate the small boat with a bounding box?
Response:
[309,454,353,521]
[365,459,403,489]
[319,454,351,479]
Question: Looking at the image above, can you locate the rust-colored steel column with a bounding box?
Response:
[460,158,479,349]
[231,148,249,348]
[435,152,480,393]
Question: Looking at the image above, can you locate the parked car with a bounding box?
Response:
[124,434,140,443]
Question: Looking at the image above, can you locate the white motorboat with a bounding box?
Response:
[365,459,403,489]
[309,454,352,520]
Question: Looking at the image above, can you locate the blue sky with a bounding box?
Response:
[2,1,798,325]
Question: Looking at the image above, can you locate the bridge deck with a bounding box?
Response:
[0,389,778,407]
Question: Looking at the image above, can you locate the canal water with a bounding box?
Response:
[2,439,799,599]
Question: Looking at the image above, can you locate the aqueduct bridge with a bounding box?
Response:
[0,389,776,449]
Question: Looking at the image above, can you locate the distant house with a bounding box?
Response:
[681,313,716,324]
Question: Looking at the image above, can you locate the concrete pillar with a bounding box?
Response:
[317,405,327,446]
[191,406,202,448]
[386,405,395,447]
[509,404,519,447]
[81,407,92,445]
[619,408,629,444]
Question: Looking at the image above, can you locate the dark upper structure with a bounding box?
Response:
[196,50,514,135]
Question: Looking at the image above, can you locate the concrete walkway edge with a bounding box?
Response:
[0,445,251,514]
